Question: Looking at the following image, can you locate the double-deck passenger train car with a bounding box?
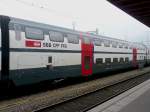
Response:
[0,15,150,86]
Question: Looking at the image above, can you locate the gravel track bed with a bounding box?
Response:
[39,72,150,112]
[0,67,150,112]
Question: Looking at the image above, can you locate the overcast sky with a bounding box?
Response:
[0,0,150,43]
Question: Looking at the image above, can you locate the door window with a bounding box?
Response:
[84,56,90,70]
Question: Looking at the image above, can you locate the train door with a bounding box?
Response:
[132,48,137,67]
[0,16,10,82]
[81,33,93,76]
[0,17,1,80]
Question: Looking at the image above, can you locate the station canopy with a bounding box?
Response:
[107,0,150,27]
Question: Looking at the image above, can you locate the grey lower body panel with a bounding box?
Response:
[8,60,146,86]
[10,65,82,86]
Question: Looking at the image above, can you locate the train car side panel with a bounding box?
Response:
[93,40,133,74]
[9,19,82,85]
[4,16,150,86]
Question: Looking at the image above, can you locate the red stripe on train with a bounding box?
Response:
[80,32,93,76]
[132,48,138,67]
[25,40,41,47]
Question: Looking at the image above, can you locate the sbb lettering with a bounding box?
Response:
[53,43,60,48]
[43,42,67,48]
[43,43,51,47]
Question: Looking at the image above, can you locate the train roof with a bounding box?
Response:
[9,15,145,48]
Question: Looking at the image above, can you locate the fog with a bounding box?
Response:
[0,0,149,44]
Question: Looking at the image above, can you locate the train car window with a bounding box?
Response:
[94,39,102,46]
[96,58,103,64]
[119,44,123,48]
[113,58,118,63]
[125,57,129,62]
[84,56,90,69]
[67,34,79,44]
[129,46,132,49]
[105,58,111,63]
[104,40,110,47]
[120,58,124,62]
[112,42,117,48]
[48,56,52,63]
[25,27,44,40]
[14,24,21,41]
[83,37,91,44]
[49,31,64,42]
[124,45,128,49]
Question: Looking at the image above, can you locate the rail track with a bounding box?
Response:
[40,70,150,112]
[0,67,150,112]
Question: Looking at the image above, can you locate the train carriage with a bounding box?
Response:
[0,15,150,86]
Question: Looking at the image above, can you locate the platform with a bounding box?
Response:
[87,78,150,112]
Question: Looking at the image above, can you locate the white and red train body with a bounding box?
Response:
[0,15,150,86]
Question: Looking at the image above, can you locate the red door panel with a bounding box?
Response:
[132,48,137,67]
[80,33,93,76]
